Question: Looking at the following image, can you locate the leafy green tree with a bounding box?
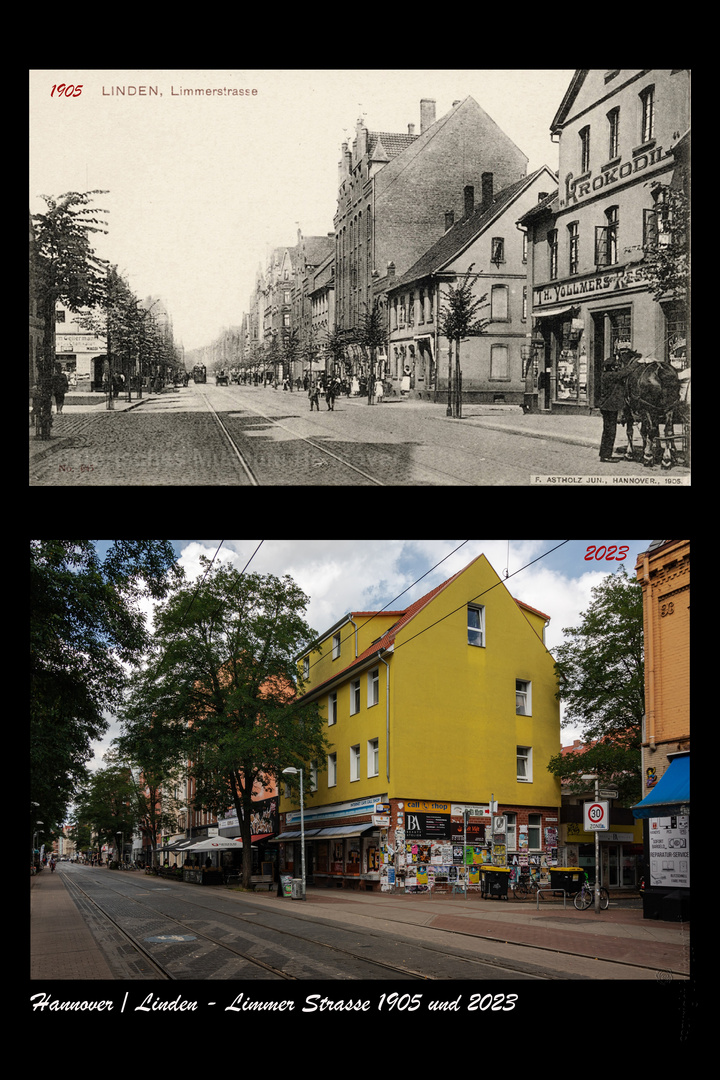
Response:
[546,567,645,806]
[73,760,138,863]
[30,540,183,830]
[113,712,186,868]
[357,300,388,403]
[121,560,328,887]
[31,191,110,438]
[437,265,489,418]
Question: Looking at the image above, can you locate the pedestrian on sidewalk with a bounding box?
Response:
[309,382,320,411]
[597,355,633,461]
[52,365,69,414]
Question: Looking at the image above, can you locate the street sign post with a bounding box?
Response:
[584,800,610,831]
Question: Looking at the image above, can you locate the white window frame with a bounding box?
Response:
[350,679,361,715]
[310,761,318,792]
[367,738,379,778]
[517,746,533,782]
[468,605,485,647]
[328,690,337,726]
[328,752,337,787]
[332,632,341,660]
[367,668,379,707]
[528,813,542,850]
[302,656,309,679]
[350,744,360,782]
[516,679,532,716]
[505,812,517,851]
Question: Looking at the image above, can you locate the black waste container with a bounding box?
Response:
[549,867,585,894]
[481,867,510,900]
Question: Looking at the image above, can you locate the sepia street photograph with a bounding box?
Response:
[29,70,690,487]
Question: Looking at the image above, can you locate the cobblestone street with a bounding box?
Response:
[29,383,690,487]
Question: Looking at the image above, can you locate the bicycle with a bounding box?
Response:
[573,880,609,910]
[513,873,541,899]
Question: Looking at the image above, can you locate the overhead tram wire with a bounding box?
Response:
[302,541,472,678]
[390,540,571,659]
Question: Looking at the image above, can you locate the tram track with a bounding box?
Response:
[199,388,387,486]
[60,868,552,981]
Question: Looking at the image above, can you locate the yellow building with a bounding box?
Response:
[276,553,561,892]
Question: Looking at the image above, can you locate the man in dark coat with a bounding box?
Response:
[597,353,637,461]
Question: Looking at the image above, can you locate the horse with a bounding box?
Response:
[622,358,682,469]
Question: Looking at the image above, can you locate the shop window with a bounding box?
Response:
[468,605,485,647]
[328,752,337,787]
[516,679,532,715]
[517,746,533,782]
[350,744,360,781]
[528,813,542,850]
[350,679,360,714]
[367,738,379,777]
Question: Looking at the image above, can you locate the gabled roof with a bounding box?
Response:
[388,167,557,292]
[368,131,417,161]
[299,555,550,701]
[549,70,587,134]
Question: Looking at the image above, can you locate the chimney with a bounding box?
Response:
[408,123,415,135]
[464,184,474,218]
[481,172,494,210]
[444,210,454,232]
[420,98,436,133]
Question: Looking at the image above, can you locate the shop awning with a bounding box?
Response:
[315,824,376,839]
[269,829,322,842]
[632,754,690,819]
[534,305,578,319]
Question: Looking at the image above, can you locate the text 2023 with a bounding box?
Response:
[585,545,629,561]
[51,84,83,97]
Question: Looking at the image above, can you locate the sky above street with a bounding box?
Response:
[30,69,574,354]
[88,538,653,768]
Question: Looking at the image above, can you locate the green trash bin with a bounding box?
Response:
[481,867,510,900]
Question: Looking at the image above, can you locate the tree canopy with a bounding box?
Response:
[120,559,328,886]
[30,540,182,835]
[546,567,645,806]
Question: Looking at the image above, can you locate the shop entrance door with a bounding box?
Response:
[592,308,632,407]
[601,844,620,888]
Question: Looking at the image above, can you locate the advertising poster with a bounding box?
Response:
[649,815,690,888]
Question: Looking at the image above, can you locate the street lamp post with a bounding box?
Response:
[281,767,305,900]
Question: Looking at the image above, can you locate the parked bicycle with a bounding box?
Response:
[574,880,609,910]
[513,873,542,899]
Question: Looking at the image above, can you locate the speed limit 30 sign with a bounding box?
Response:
[584,800,609,831]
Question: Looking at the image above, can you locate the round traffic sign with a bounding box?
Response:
[588,803,605,823]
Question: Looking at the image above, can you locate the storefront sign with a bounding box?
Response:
[405,811,451,839]
[649,815,690,888]
[561,146,669,208]
[535,265,648,308]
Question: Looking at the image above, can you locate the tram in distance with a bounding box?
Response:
[192,364,206,384]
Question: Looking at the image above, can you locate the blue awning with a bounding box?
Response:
[632,754,690,819]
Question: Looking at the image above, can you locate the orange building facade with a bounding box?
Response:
[633,539,690,914]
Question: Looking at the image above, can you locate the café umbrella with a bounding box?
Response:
[186,836,245,851]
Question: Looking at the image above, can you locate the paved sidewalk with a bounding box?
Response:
[256,885,691,978]
[30,869,116,980]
